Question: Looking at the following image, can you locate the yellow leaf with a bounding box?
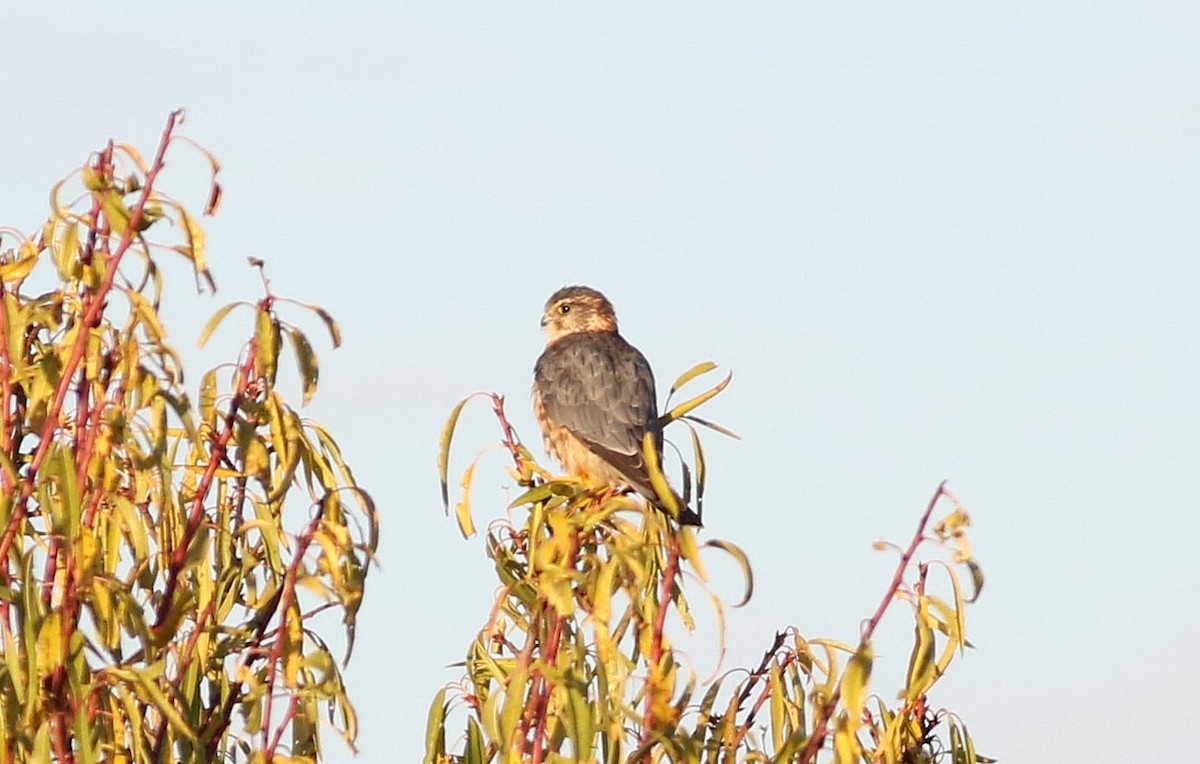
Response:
[591,559,616,623]
[659,370,732,426]
[454,500,476,540]
[641,431,679,516]
[679,526,707,581]
[668,360,718,398]
[244,437,271,483]
[287,328,320,406]
[255,306,280,383]
[98,189,132,235]
[284,603,303,688]
[497,667,528,754]
[197,301,250,347]
[832,715,861,764]
[423,688,448,764]
[842,641,873,718]
[0,241,38,284]
[53,223,79,280]
[904,600,937,701]
[438,394,481,511]
[177,205,216,292]
[36,613,63,674]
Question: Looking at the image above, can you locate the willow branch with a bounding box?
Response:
[797,480,948,763]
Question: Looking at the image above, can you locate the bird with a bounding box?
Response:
[532,285,702,527]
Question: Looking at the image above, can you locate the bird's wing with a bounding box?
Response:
[534,331,660,479]
[535,332,702,527]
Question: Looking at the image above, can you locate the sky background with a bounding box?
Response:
[3,3,1198,762]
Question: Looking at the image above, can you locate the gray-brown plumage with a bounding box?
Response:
[532,285,701,526]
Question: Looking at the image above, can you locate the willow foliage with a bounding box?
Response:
[436,371,988,763]
[0,112,377,763]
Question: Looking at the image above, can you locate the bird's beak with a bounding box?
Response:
[539,314,548,328]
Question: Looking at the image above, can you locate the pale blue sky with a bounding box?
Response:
[3,3,1198,762]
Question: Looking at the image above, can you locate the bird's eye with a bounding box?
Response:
[557,304,571,315]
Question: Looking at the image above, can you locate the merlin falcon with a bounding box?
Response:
[532,285,702,527]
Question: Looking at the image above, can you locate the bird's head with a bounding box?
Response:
[541,285,618,342]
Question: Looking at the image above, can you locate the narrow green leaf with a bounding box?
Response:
[54,222,79,280]
[287,327,320,406]
[455,459,477,539]
[307,303,343,348]
[966,559,985,602]
[904,603,937,701]
[950,721,966,764]
[642,431,679,517]
[177,204,216,292]
[31,723,51,762]
[35,612,64,674]
[942,563,969,655]
[506,482,558,509]
[592,556,616,623]
[668,360,717,399]
[568,679,595,762]
[124,668,198,742]
[197,301,249,347]
[438,395,475,511]
[842,641,873,718]
[422,688,447,764]
[182,524,211,571]
[0,241,38,284]
[704,539,754,607]
[687,423,706,518]
[98,190,132,235]
[682,414,742,440]
[127,290,167,342]
[696,677,723,726]
[769,663,786,751]
[199,368,217,427]
[464,717,486,764]
[659,371,732,426]
[72,704,100,764]
[498,666,529,752]
[255,305,280,383]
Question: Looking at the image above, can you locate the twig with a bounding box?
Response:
[861,481,946,644]
[261,500,326,757]
[266,693,302,759]
[490,393,525,470]
[514,611,540,750]
[0,111,183,577]
[735,631,787,713]
[796,480,948,763]
[529,614,565,764]
[729,632,791,747]
[152,337,258,631]
[0,281,12,497]
[640,530,681,760]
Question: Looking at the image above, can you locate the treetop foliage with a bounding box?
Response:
[436,365,989,763]
[0,111,377,763]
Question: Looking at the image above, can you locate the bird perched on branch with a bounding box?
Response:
[532,285,701,527]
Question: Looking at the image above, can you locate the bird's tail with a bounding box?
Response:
[654,490,702,527]
[675,505,703,527]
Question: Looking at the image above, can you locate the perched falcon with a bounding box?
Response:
[532,285,701,527]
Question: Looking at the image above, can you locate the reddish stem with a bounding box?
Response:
[152,339,258,631]
[529,614,565,764]
[730,632,791,747]
[640,530,681,760]
[490,393,525,470]
[796,480,948,763]
[0,111,183,577]
[262,507,325,757]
